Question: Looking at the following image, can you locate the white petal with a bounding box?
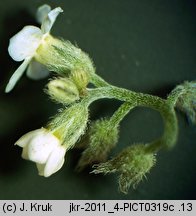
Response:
[5,57,32,93]
[36,4,51,24]
[41,7,63,34]
[15,128,46,147]
[21,146,29,160]
[26,60,49,80]
[27,130,60,164]
[43,146,66,177]
[8,25,42,61]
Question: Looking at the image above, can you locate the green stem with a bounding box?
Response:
[145,107,178,153]
[167,84,185,107]
[90,73,110,87]
[84,85,178,151]
[90,73,134,126]
[109,102,135,126]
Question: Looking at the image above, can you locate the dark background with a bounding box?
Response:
[0,0,195,199]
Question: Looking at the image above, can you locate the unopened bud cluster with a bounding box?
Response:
[175,81,196,124]
[92,144,156,194]
[77,118,119,170]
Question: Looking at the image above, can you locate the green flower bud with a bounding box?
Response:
[168,81,196,124]
[47,102,89,150]
[77,118,119,171]
[176,81,196,124]
[92,144,156,194]
[46,77,79,104]
[70,68,90,95]
[35,35,95,76]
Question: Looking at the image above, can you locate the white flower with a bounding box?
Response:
[15,128,66,177]
[5,4,63,93]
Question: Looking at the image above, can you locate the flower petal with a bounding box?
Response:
[36,4,51,24]
[27,60,49,80]
[15,128,46,147]
[8,25,42,61]
[41,7,63,34]
[21,146,29,160]
[5,57,32,93]
[27,130,60,164]
[43,146,66,177]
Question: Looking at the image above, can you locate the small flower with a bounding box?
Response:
[15,128,66,177]
[5,4,63,93]
[16,102,89,176]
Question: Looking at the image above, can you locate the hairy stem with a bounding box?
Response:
[90,73,110,87]
[84,85,178,151]
[109,102,135,126]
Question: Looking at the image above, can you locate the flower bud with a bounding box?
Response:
[46,77,79,104]
[70,68,90,94]
[169,81,196,124]
[77,118,119,171]
[92,144,156,194]
[177,81,196,124]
